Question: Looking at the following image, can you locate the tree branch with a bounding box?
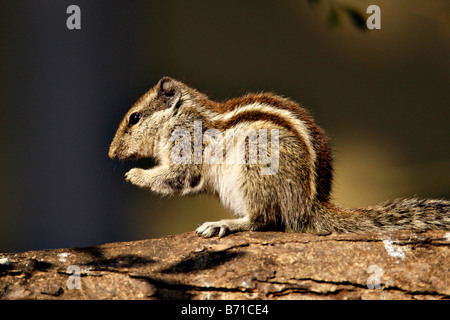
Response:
[1,230,449,299]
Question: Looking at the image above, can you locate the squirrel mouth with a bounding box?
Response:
[128,157,157,170]
[127,153,139,160]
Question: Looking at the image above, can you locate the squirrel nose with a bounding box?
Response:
[108,145,117,159]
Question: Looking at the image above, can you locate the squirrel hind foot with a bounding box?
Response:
[195,217,252,238]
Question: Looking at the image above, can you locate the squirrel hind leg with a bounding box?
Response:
[195,217,253,238]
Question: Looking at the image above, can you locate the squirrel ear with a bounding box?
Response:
[158,77,181,109]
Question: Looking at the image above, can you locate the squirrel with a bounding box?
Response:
[109,77,450,238]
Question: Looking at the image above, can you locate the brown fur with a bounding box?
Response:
[220,94,333,203]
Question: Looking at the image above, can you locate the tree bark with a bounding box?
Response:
[1,230,449,299]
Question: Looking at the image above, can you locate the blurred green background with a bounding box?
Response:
[0,0,448,252]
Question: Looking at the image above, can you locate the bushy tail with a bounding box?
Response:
[321,198,450,233]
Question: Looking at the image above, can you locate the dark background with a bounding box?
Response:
[0,0,448,252]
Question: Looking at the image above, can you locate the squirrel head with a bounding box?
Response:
[108,77,183,160]
[108,77,208,160]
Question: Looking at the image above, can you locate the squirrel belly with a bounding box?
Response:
[109,77,450,237]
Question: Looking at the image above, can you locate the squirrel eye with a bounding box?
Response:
[164,90,174,98]
[128,112,141,127]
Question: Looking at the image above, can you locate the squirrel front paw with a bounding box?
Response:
[125,168,147,187]
[125,167,175,194]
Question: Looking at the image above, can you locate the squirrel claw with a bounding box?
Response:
[196,221,229,238]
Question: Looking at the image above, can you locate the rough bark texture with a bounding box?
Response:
[1,230,449,300]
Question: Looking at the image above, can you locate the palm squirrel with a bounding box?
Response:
[109,77,450,237]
